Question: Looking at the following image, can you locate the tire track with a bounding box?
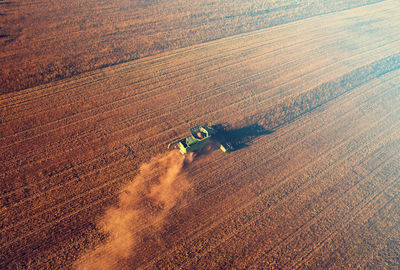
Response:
[2,41,398,185]
[177,121,400,270]
[1,64,398,244]
[2,6,396,141]
[0,69,394,231]
[3,78,397,268]
[1,73,396,260]
[0,21,359,143]
[144,82,400,268]
[247,146,400,268]
[292,178,400,269]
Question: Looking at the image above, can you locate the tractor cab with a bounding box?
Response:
[190,125,214,140]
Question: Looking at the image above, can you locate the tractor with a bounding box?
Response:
[168,124,233,156]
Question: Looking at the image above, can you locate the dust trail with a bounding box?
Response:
[75,151,192,270]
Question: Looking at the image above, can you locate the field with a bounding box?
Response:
[0,0,384,94]
[1,0,400,269]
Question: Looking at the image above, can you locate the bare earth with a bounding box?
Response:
[0,0,383,94]
[1,0,400,269]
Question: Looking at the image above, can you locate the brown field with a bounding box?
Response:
[0,0,384,94]
[1,0,400,269]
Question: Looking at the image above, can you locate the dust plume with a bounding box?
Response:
[75,151,192,270]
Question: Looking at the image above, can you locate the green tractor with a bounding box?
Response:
[168,124,233,156]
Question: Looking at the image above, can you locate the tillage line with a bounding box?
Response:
[161,109,400,268]
[0,72,394,247]
[0,73,392,224]
[141,90,399,266]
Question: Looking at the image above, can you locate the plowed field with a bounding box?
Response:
[1,0,400,269]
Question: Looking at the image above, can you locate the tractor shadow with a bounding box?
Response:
[212,123,273,151]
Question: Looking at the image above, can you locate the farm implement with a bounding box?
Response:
[168,124,233,156]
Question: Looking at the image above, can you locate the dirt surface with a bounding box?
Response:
[0,0,383,94]
[1,0,400,269]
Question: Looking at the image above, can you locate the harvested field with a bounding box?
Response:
[0,0,384,94]
[1,0,400,269]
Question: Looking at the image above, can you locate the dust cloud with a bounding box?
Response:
[75,151,192,270]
